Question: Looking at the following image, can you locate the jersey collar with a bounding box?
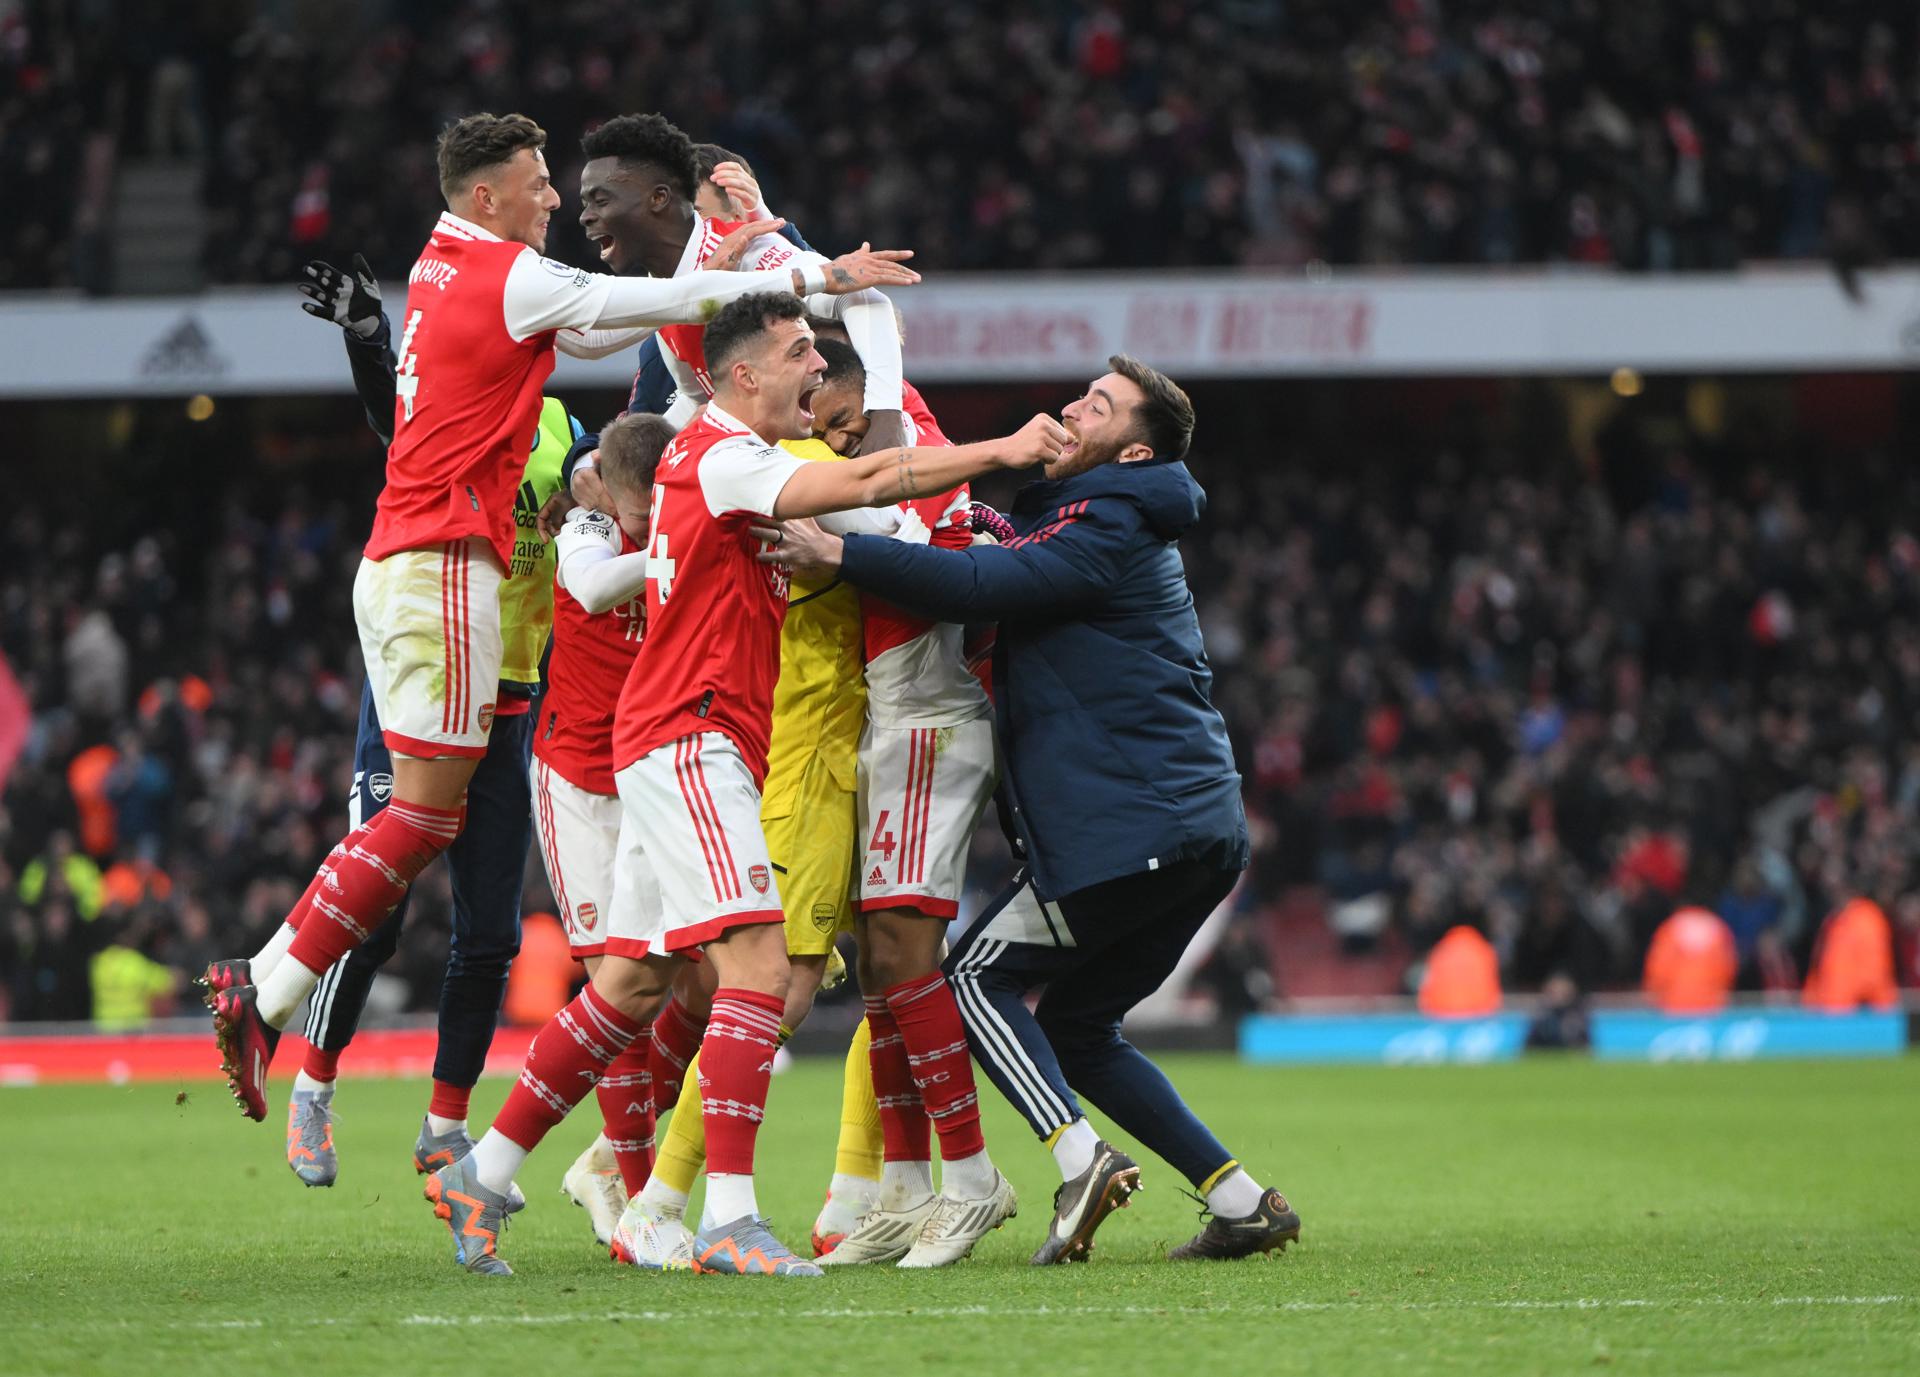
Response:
[436,210,503,242]
[702,399,767,446]
[673,213,711,277]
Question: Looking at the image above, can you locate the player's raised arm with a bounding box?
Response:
[769,415,1066,520]
[508,243,920,344]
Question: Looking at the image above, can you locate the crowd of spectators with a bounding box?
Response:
[9,1,1920,291]
[4,375,1919,1026]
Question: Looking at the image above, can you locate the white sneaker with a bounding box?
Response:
[560,1137,627,1246]
[815,1194,939,1267]
[611,1197,696,1271]
[898,1172,1018,1268]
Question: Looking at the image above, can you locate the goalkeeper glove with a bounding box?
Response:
[969,501,1017,544]
[299,253,383,338]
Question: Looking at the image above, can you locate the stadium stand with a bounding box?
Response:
[6,1,1917,291]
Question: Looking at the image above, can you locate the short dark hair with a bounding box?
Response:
[437,113,546,205]
[704,291,808,381]
[693,142,754,184]
[806,314,850,344]
[1108,354,1194,461]
[580,113,697,200]
[597,413,675,497]
[814,336,864,390]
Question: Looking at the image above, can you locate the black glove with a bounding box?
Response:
[299,253,383,338]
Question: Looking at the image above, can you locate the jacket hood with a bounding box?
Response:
[1022,457,1206,541]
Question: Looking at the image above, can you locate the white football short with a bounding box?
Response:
[856,717,997,920]
[351,537,504,759]
[529,757,621,958]
[605,731,785,958]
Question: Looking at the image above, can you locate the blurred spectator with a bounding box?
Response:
[17,830,105,921]
[1802,897,1899,1011]
[1524,972,1591,1050]
[1418,925,1501,1017]
[11,3,1920,286]
[1643,906,1738,1014]
[88,908,179,1031]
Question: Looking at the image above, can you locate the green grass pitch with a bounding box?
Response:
[2,1053,1916,1376]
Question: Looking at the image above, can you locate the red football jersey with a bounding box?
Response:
[657,217,804,399]
[532,509,645,794]
[368,212,559,570]
[611,403,810,784]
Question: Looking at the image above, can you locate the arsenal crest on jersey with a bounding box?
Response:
[748,864,770,894]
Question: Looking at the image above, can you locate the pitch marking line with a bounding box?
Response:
[33,1295,1909,1333]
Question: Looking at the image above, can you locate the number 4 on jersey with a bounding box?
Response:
[395,308,424,422]
[868,810,896,862]
[645,486,677,602]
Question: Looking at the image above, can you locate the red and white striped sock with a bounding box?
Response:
[259,801,460,1027]
[699,989,784,1223]
[866,994,933,1207]
[887,972,995,1196]
[466,985,645,1197]
[647,995,705,1115]
[595,1031,656,1194]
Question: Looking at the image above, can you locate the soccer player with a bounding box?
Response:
[527,412,674,1243]
[205,111,920,1122]
[766,340,1014,1268]
[421,292,1065,1276]
[266,252,573,1194]
[576,114,909,450]
[763,358,1303,1265]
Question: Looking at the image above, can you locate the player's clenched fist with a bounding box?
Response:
[822,242,920,293]
[998,413,1071,469]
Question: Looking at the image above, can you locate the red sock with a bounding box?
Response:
[282,820,373,934]
[596,1032,656,1194]
[429,1079,471,1122]
[302,1044,341,1082]
[284,800,460,975]
[697,989,784,1175]
[866,995,931,1162]
[648,995,705,1115]
[886,973,985,1160]
[493,985,645,1152]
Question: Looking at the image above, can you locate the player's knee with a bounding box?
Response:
[782,955,827,1029]
[863,909,941,988]
[1036,1003,1118,1064]
[591,954,671,1024]
[706,922,791,999]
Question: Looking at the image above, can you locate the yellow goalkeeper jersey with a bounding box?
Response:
[761,437,865,814]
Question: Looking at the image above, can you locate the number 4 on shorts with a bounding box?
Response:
[868,810,896,862]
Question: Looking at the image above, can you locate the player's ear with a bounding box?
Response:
[1118,439,1155,462]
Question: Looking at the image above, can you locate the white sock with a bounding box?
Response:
[425,1113,465,1138]
[583,1131,614,1166]
[1205,1167,1264,1219]
[254,956,323,1028]
[705,1171,758,1226]
[699,1193,718,1233]
[292,1071,334,1099]
[638,1176,689,1220]
[249,922,297,984]
[465,1129,528,1198]
[1051,1118,1099,1180]
[816,1172,878,1233]
[878,1159,934,1211]
[940,1149,998,1200]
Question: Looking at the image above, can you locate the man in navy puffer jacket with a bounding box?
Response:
[761,356,1301,1266]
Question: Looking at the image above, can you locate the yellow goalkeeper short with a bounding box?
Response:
[761,751,858,960]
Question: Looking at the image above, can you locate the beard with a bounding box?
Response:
[1045,432,1122,480]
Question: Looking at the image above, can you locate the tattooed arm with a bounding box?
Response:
[764,415,1068,520]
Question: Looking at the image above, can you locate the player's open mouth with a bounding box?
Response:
[594,235,616,261]
[799,386,817,423]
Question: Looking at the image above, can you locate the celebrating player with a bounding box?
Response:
[205,111,920,1122]
[253,252,572,1197]
[421,292,1066,1276]
[761,339,1015,1268]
